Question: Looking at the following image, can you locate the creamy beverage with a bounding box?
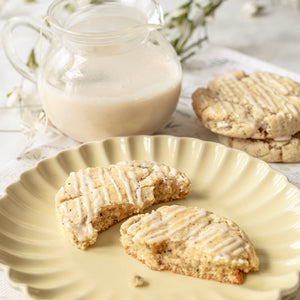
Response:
[38,6,182,142]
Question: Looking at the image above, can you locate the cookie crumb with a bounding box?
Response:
[131,274,145,287]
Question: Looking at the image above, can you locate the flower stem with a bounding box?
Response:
[180,36,208,55]
[176,23,195,55]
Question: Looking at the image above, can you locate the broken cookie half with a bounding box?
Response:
[55,161,191,249]
[120,205,259,284]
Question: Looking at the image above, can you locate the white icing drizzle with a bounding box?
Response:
[208,236,236,254]
[147,210,207,243]
[117,167,134,204]
[188,220,210,237]
[264,74,290,94]
[222,238,243,254]
[169,167,178,176]
[75,198,82,222]
[152,164,164,178]
[216,121,230,128]
[232,247,245,256]
[78,169,93,222]
[242,77,269,112]
[274,136,291,142]
[92,188,104,211]
[71,172,79,194]
[287,103,298,116]
[132,206,248,261]
[252,73,298,115]
[104,168,123,203]
[249,74,279,111]
[75,224,89,242]
[132,206,186,241]
[161,165,171,176]
[98,167,110,204]
[192,224,228,247]
[128,167,143,206]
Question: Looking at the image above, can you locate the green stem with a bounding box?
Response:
[0,129,21,133]
[180,51,196,63]
[176,23,195,55]
[180,35,208,55]
[203,1,223,16]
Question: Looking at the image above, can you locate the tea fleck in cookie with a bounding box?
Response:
[120,205,259,285]
[218,132,300,163]
[192,71,300,139]
[55,161,191,250]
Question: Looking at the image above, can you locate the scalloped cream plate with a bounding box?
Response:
[0,135,300,300]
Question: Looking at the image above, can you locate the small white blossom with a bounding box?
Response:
[241,2,262,17]
[178,18,190,35]
[6,87,23,107]
[22,91,40,106]
[188,2,205,26]
[170,7,189,19]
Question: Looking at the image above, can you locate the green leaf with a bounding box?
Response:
[90,0,104,4]
[203,0,224,16]
[256,6,265,15]
[171,12,189,25]
[26,49,39,71]
[6,91,13,98]
[42,16,50,27]
[24,0,36,3]
[64,3,76,13]
[170,38,180,49]
[179,0,193,10]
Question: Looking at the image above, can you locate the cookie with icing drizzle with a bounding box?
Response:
[218,131,300,163]
[55,161,191,249]
[192,71,300,139]
[120,205,259,284]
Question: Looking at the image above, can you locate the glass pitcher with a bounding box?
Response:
[2,0,182,142]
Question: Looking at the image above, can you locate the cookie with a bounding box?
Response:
[192,71,300,139]
[120,205,259,285]
[55,161,191,249]
[218,132,300,163]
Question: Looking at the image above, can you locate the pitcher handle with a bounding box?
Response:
[2,16,52,83]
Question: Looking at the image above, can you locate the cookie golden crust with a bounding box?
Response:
[192,71,300,139]
[120,205,259,285]
[55,161,191,250]
[218,132,300,163]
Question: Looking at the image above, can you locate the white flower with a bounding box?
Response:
[241,2,262,17]
[178,18,191,35]
[170,7,189,19]
[175,19,192,48]
[22,91,40,106]
[6,88,39,107]
[188,2,205,26]
[6,87,23,107]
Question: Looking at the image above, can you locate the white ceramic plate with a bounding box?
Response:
[0,135,299,300]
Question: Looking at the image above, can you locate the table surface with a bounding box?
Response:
[0,1,299,299]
